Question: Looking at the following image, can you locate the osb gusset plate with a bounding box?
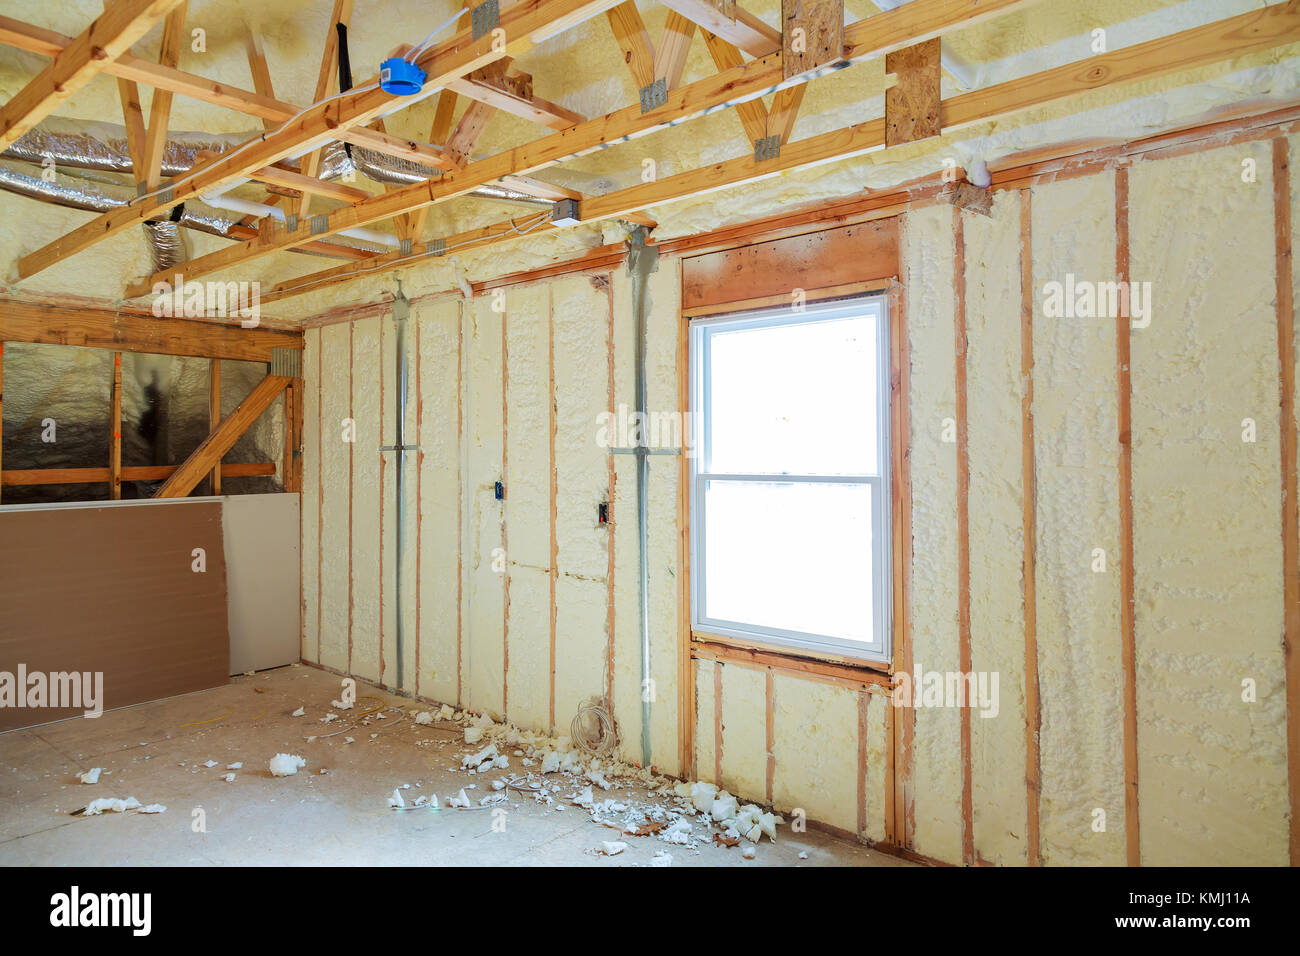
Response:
[782,0,845,80]
[885,37,942,147]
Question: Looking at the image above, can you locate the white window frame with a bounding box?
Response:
[689,295,893,663]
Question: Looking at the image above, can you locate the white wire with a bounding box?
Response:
[129,82,382,212]
[405,7,468,62]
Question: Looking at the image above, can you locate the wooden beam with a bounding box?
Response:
[766,83,805,142]
[0,14,448,167]
[139,2,188,191]
[445,99,496,166]
[0,298,302,361]
[244,31,277,131]
[1272,135,1299,866]
[447,65,585,130]
[111,352,123,499]
[662,0,781,57]
[296,0,353,221]
[208,358,221,495]
[606,1,657,89]
[69,0,1039,290]
[0,0,184,149]
[884,36,941,146]
[701,30,768,143]
[2,462,273,486]
[18,0,616,276]
[260,3,1300,305]
[0,342,4,504]
[655,11,698,88]
[156,374,291,498]
[781,0,844,78]
[246,164,371,203]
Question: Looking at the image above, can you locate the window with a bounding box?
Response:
[689,296,892,662]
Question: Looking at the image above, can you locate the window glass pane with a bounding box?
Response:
[706,313,877,476]
[702,479,873,644]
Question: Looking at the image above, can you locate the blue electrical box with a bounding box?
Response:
[380,58,426,96]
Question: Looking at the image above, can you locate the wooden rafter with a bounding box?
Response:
[0,0,184,149]
[20,0,615,277]
[607,1,657,89]
[0,298,301,361]
[654,11,698,88]
[156,374,292,498]
[297,0,353,221]
[258,1,1300,305]
[114,0,1048,297]
[446,68,585,131]
[661,0,780,57]
[701,29,768,143]
[0,14,449,169]
[139,3,188,191]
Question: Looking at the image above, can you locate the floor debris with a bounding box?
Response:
[268,754,306,777]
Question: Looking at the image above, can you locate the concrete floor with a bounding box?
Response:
[0,665,911,867]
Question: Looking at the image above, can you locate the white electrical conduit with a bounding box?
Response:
[199,191,403,249]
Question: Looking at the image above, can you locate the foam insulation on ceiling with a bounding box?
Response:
[901,202,964,864]
[415,296,466,707]
[962,189,1030,866]
[1029,170,1126,866]
[1128,142,1289,866]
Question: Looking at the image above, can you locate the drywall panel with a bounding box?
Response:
[718,662,767,801]
[224,493,300,674]
[552,275,612,728]
[318,322,351,674]
[464,294,506,717]
[1129,142,1289,865]
[772,672,859,834]
[694,658,717,784]
[1031,171,1126,866]
[902,203,964,863]
[350,314,383,684]
[963,190,1030,865]
[0,500,228,732]
[504,283,554,731]
[416,298,463,706]
[301,327,321,665]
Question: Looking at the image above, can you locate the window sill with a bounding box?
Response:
[691,629,894,689]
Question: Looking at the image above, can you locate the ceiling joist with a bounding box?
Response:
[18,0,624,278]
[0,0,184,150]
[117,0,1041,296]
[253,1,1300,306]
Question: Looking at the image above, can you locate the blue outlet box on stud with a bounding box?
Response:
[380,57,425,95]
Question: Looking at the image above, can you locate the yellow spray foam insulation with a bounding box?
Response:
[318,321,352,674]
[349,313,382,684]
[301,327,322,665]
[1129,142,1288,865]
[772,672,860,835]
[694,659,717,785]
[1030,170,1126,866]
[963,189,1030,865]
[719,663,767,802]
[416,297,468,708]
[902,204,965,864]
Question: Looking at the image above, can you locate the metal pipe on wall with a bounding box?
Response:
[626,225,660,768]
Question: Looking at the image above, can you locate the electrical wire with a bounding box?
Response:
[405,8,468,63]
